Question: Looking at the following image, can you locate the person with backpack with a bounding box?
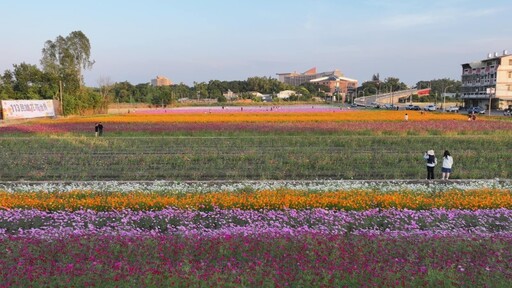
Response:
[423,150,437,180]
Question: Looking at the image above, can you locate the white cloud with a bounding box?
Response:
[379,6,501,31]
[381,13,440,30]
[465,8,500,17]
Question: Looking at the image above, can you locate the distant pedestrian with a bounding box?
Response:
[423,150,437,180]
[471,113,476,121]
[98,123,104,136]
[441,150,453,180]
[404,113,408,121]
[94,123,99,137]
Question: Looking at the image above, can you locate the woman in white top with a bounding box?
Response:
[442,150,453,180]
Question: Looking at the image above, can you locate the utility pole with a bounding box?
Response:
[487,88,495,116]
[59,80,63,116]
[443,85,452,111]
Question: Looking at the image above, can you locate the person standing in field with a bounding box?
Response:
[98,123,104,136]
[424,150,437,180]
[404,113,408,121]
[94,123,99,137]
[441,150,453,180]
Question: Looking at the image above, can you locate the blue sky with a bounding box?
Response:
[1,0,511,87]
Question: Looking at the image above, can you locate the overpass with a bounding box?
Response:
[354,88,431,107]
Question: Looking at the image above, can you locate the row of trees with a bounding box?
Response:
[110,76,462,106]
[358,76,460,96]
[357,76,462,104]
[109,77,332,106]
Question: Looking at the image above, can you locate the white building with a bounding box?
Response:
[276,90,296,99]
[461,51,512,110]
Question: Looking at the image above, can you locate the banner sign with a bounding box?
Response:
[1,100,56,120]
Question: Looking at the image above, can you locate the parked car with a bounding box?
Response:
[446,106,459,112]
[383,104,395,109]
[504,109,512,116]
[467,106,486,114]
[424,104,437,111]
[405,104,421,110]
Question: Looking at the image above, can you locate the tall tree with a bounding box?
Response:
[97,76,113,112]
[40,31,94,94]
[98,76,113,100]
[0,70,15,99]
[12,63,42,99]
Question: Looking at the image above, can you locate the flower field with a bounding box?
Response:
[1,181,511,286]
[2,187,512,211]
[2,109,512,136]
[1,107,511,286]
[1,106,510,180]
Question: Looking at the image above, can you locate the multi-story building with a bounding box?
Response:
[151,76,173,87]
[461,51,512,110]
[310,75,358,99]
[276,67,358,101]
[277,67,335,86]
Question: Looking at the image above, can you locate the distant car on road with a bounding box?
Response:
[405,104,421,110]
[446,106,459,112]
[424,104,437,111]
[467,106,486,114]
[383,104,396,109]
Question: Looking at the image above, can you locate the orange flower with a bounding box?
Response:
[33,111,468,124]
[0,189,510,211]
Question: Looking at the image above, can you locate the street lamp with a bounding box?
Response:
[409,84,415,104]
[377,83,391,105]
[443,85,452,111]
[487,87,495,116]
[389,84,394,106]
[361,87,378,106]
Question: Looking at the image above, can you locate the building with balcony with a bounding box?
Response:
[461,51,512,110]
[151,75,173,87]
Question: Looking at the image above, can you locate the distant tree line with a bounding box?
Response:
[109,77,334,106]
[356,76,461,103]
[414,79,462,102]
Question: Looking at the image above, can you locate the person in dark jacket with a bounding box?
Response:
[423,150,437,180]
[98,123,104,136]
